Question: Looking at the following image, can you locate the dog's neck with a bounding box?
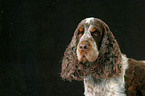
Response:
[83,54,128,96]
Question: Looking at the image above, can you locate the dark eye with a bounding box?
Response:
[78,27,84,37]
[91,27,99,36]
[92,30,99,36]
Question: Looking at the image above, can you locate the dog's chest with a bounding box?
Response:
[84,76,126,96]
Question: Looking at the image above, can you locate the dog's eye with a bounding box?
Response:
[91,27,99,36]
[78,27,84,37]
[92,31,99,36]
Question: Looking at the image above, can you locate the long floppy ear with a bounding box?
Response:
[90,23,122,79]
[61,33,86,81]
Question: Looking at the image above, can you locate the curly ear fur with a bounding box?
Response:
[90,25,122,79]
[61,35,87,81]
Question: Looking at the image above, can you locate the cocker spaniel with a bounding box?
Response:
[61,17,145,96]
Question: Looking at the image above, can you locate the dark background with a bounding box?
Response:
[1,0,145,96]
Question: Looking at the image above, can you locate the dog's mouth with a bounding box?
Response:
[77,50,98,64]
[80,55,87,63]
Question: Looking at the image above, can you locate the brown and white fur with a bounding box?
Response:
[61,17,145,96]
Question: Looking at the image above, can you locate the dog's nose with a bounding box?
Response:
[79,42,90,51]
[79,44,87,50]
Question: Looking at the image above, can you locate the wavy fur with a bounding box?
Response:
[61,18,145,96]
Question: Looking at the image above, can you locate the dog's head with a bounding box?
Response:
[61,17,122,81]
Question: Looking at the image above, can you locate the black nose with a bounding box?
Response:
[79,44,88,50]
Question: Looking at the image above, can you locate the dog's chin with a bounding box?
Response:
[77,56,94,68]
[78,55,96,64]
[77,50,98,64]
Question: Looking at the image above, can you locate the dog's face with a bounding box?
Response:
[76,18,104,63]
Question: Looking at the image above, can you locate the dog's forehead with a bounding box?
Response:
[78,17,102,28]
[85,17,95,24]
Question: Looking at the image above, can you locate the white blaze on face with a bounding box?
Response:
[85,40,99,63]
[85,17,94,24]
[76,17,99,63]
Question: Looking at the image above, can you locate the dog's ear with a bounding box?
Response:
[90,22,122,79]
[61,32,86,81]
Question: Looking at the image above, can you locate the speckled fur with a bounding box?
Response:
[61,18,145,96]
[84,54,128,96]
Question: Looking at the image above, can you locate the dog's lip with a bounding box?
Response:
[82,55,85,57]
[80,51,87,55]
[79,55,87,63]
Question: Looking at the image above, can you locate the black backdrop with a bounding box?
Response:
[1,0,145,96]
